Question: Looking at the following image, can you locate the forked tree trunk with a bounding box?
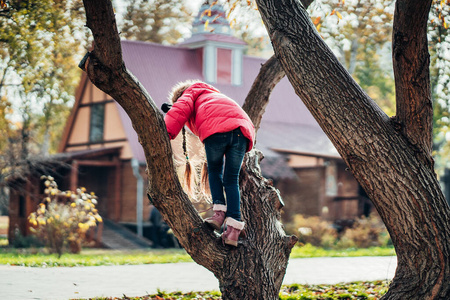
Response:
[216,150,297,299]
[81,1,296,299]
[255,0,450,299]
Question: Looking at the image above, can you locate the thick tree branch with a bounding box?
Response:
[83,0,123,70]
[392,0,433,160]
[81,0,226,273]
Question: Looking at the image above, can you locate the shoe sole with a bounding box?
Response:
[205,220,222,231]
[224,238,238,247]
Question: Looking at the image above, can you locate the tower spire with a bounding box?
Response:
[192,1,231,35]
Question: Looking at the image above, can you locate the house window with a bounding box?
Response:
[217,48,232,84]
[325,161,338,197]
[89,103,105,143]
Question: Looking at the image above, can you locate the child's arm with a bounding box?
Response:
[164,93,195,139]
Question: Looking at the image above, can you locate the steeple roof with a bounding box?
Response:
[192,1,231,36]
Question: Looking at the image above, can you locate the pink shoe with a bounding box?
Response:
[222,217,245,247]
[204,204,226,231]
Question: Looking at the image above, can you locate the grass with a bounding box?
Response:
[290,243,396,258]
[0,248,192,267]
[0,244,395,267]
[74,281,390,299]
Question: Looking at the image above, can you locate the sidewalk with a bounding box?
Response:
[0,256,397,300]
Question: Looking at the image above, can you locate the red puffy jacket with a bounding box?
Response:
[164,82,255,152]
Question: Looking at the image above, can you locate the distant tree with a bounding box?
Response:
[0,0,88,157]
[0,0,88,213]
[429,0,450,174]
[309,0,396,114]
[120,0,192,44]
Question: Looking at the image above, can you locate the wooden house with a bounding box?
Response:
[8,1,371,244]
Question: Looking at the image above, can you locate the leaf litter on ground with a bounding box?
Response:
[77,280,390,300]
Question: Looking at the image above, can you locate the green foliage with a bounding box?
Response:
[28,176,102,257]
[429,1,450,174]
[0,0,89,163]
[309,0,396,116]
[120,0,192,44]
[10,226,43,248]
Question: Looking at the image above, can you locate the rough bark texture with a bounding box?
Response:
[81,1,296,299]
[255,0,450,299]
[392,0,433,162]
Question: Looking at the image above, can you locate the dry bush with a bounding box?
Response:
[286,213,392,249]
[28,176,102,257]
[286,214,337,248]
[336,214,391,249]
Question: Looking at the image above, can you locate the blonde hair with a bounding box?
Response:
[168,80,203,194]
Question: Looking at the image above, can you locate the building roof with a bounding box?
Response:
[191,1,233,36]
[180,33,247,46]
[117,39,338,167]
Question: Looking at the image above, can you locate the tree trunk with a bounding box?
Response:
[255,0,450,299]
[216,150,296,299]
[81,1,296,299]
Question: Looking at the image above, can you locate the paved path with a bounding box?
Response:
[0,256,397,300]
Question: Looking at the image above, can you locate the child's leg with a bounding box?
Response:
[204,134,228,206]
[223,129,248,221]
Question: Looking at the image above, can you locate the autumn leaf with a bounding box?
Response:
[336,11,343,19]
[313,16,321,25]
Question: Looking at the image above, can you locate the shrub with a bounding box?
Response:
[28,176,102,257]
[336,214,391,249]
[11,226,43,248]
[287,214,337,248]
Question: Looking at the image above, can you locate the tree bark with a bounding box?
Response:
[81,1,296,299]
[393,0,433,161]
[255,0,450,299]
